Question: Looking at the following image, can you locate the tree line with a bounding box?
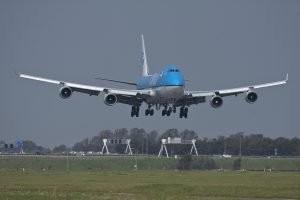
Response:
[68,128,300,156]
[1,129,299,156]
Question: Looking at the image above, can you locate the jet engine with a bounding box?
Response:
[210,95,223,108]
[104,93,117,106]
[59,87,72,99]
[245,91,258,104]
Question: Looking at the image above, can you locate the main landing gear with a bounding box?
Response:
[131,106,140,117]
[162,106,176,117]
[145,108,154,116]
[179,107,188,118]
[130,105,188,118]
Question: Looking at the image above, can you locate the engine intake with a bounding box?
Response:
[59,87,72,99]
[104,93,117,106]
[245,91,258,103]
[210,95,223,108]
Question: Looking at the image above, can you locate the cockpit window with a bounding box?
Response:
[168,69,179,72]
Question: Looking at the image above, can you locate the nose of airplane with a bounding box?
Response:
[162,69,185,86]
[171,74,185,86]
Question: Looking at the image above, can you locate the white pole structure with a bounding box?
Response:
[101,139,109,155]
[125,139,133,155]
[158,139,169,158]
[190,139,198,156]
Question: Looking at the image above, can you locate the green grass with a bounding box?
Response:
[1,156,299,171]
[0,170,299,200]
[0,156,176,171]
[240,157,300,171]
[0,156,300,199]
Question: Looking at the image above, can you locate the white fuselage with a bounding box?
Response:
[146,86,184,104]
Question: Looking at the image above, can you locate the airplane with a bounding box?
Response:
[16,35,288,118]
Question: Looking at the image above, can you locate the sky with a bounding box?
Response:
[0,0,299,148]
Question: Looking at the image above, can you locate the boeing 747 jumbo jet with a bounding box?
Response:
[17,35,288,118]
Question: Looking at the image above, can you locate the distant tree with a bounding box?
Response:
[197,137,209,155]
[73,138,89,152]
[178,129,199,154]
[69,129,300,156]
[89,135,102,152]
[147,130,159,154]
[98,130,114,139]
[22,140,48,153]
[159,129,180,140]
[114,128,129,153]
[226,133,243,155]
[129,128,146,154]
[211,137,220,154]
[274,137,294,156]
[53,145,69,153]
[243,134,265,155]
[180,129,198,140]
[114,128,129,139]
[291,138,300,156]
[159,129,181,156]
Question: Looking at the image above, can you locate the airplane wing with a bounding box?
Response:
[185,74,288,98]
[16,72,151,105]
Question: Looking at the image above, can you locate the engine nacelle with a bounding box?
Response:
[104,93,117,106]
[59,87,72,99]
[245,91,258,104]
[210,95,223,108]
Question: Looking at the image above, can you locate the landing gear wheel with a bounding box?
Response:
[150,109,154,116]
[131,106,140,117]
[167,109,171,116]
[145,108,154,116]
[179,107,188,118]
[173,107,176,113]
[162,109,166,116]
[184,107,188,118]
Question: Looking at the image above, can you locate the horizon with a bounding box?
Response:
[1,128,298,149]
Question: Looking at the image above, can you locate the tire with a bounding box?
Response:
[167,110,171,116]
[150,109,154,116]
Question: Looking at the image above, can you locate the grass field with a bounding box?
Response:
[0,156,299,199]
[1,156,300,171]
[0,170,299,200]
